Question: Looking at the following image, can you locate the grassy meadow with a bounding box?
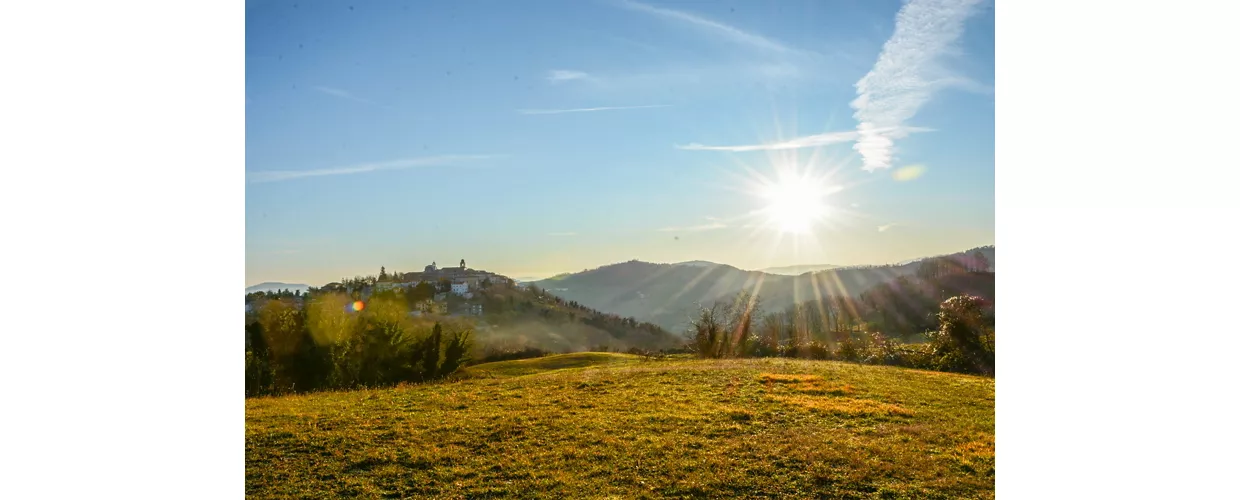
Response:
[246,353,994,498]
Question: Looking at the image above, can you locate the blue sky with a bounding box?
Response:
[246,0,994,286]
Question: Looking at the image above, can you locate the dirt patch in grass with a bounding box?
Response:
[759,373,825,384]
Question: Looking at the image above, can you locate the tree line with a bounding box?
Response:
[687,280,995,376]
[245,293,473,397]
[245,281,681,396]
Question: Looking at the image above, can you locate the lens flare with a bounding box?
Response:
[892,164,926,181]
[351,300,365,312]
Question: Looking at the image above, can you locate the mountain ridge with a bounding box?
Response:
[246,282,310,294]
[758,263,841,275]
[533,246,994,332]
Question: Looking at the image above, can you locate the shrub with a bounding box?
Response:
[925,295,994,375]
[803,341,834,360]
[834,338,861,362]
[862,332,904,366]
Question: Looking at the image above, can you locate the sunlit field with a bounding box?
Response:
[246,354,994,498]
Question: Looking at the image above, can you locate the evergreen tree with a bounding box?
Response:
[421,323,443,380]
[440,329,472,376]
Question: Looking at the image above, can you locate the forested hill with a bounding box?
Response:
[470,283,681,352]
[534,246,994,332]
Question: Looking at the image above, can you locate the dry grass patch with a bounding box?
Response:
[759,372,854,396]
[793,383,855,396]
[952,433,996,475]
[774,395,915,417]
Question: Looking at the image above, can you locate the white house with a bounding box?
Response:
[450,282,469,295]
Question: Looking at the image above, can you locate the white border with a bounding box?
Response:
[2,1,1239,497]
[0,1,242,497]
[1001,1,1240,497]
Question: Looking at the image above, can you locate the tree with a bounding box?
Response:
[421,323,443,380]
[439,328,473,376]
[759,312,785,353]
[927,295,994,375]
[245,321,273,396]
[379,266,388,281]
[973,251,990,272]
[723,291,760,357]
[690,304,724,358]
[917,260,937,281]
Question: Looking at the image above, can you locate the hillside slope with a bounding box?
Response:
[471,285,681,352]
[535,246,995,332]
[246,356,995,498]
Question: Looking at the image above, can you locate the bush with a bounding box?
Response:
[861,332,904,366]
[925,295,994,375]
[749,341,780,358]
[834,338,861,362]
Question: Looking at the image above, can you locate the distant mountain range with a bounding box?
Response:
[245,282,310,294]
[758,263,841,275]
[534,246,994,332]
[672,260,722,268]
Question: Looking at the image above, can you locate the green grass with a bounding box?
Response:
[247,354,994,499]
[462,352,643,378]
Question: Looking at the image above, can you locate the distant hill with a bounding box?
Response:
[759,263,840,275]
[246,282,310,294]
[533,246,994,332]
[672,260,722,268]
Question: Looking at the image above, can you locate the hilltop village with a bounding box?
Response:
[246,260,516,318]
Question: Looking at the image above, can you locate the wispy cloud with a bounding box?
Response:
[878,223,898,232]
[677,131,859,152]
[313,86,371,104]
[547,232,578,237]
[615,0,805,56]
[518,104,671,115]
[851,0,984,171]
[658,221,728,232]
[676,127,930,152]
[547,70,591,83]
[247,155,497,183]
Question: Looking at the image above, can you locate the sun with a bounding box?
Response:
[759,171,832,234]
